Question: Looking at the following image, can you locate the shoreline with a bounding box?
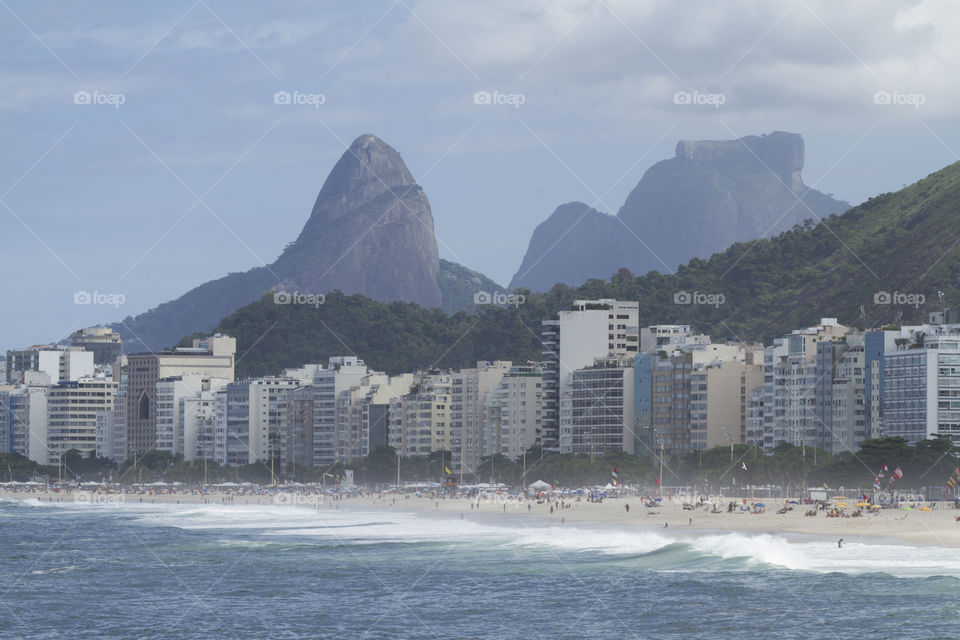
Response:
[5,489,960,548]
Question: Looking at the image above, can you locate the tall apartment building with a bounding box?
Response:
[455,361,512,474]
[689,360,763,450]
[214,377,305,466]
[70,327,122,366]
[483,364,543,461]
[335,372,415,462]
[124,335,236,458]
[155,375,230,456]
[542,299,639,451]
[568,356,636,456]
[389,371,458,461]
[312,357,370,465]
[6,346,94,384]
[882,330,960,445]
[46,379,118,464]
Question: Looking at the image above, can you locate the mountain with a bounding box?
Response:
[113,134,493,352]
[206,160,960,378]
[510,131,849,291]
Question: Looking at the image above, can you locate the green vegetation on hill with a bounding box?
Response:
[198,161,960,378]
[437,258,505,314]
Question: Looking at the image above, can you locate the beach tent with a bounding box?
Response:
[528,480,551,490]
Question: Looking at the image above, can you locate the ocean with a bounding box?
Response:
[2,497,959,639]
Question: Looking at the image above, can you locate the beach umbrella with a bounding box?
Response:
[855,502,870,507]
[900,506,913,511]
[919,506,931,511]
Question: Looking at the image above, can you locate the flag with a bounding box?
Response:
[894,466,903,480]
[954,467,960,479]
[444,466,452,475]
[654,478,660,486]
[882,464,889,472]
[611,466,619,487]
[732,477,736,485]
[741,462,748,471]
[873,482,881,491]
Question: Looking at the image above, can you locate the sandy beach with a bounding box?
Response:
[6,488,960,548]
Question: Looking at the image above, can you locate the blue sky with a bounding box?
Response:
[2,0,959,351]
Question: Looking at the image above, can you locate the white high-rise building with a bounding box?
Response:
[883,330,960,445]
[312,357,370,465]
[455,361,512,474]
[483,364,543,462]
[5,346,94,385]
[46,378,118,464]
[542,299,639,451]
[568,356,636,456]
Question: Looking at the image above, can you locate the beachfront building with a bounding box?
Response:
[155,375,231,457]
[5,345,94,385]
[388,371,456,459]
[752,319,853,453]
[882,329,960,445]
[689,359,763,451]
[70,327,122,366]
[312,357,370,466]
[454,361,512,474]
[46,378,118,464]
[482,364,543,461]
[213,376,308,466]
[567,355,636,456]
[334,371,415,462]
[124,335,236,458]
[541,299,640,452]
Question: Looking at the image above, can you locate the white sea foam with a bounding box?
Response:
[9,499,960,578]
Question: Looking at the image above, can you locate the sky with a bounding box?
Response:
[2,0,960,352]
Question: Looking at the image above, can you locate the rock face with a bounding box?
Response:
[509,131,849,291]
[115,134,444,351]
[274,133,442,307]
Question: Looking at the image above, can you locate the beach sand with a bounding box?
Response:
[6,489,960,548]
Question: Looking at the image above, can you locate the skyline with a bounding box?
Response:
[4,0,960,351]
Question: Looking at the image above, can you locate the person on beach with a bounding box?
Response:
[625,503,630,513]
[838,538,843,548]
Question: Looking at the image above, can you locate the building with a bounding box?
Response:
[124,335,236,458]
[70,327,122,366]
[312,357,370,465]
[568,356,635,456]
[542,299,639,451]
[155,375,230,456]
[46,378,118,464]
[483,364,543,462]
[334,372,415,462]
[639,325,710,354]
[214,377,305,466]
[455,361,512,474]
[5,346,94,384]
[0,372,50,464]
[882,329,960,445]
[689,360,763,451]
